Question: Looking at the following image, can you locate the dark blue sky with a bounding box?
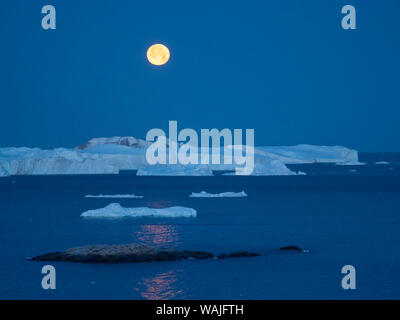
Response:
[1,0,399,151]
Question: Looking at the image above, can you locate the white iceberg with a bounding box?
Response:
[76,136,150,150]
[0,137,359,177]
[0,145,146,177]
[222,156,296,176]
[85,194,144,199]
[257,144,361,165]
[80,203,197,218]
[374,161,389,165]
[190,191,247,198]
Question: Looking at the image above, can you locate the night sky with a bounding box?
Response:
[1,0,399,151]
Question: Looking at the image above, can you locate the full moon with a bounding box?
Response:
[147,44,170,66]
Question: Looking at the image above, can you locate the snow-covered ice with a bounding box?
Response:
[80,203,197,218]
[190,191,248,198]
[76,136,150,150]
[257,144,360,165]
[0,137,359,177]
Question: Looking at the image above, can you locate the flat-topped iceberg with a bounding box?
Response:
[190,191,247,198]
[257,144,360,165]
[0,137,359,177]
[0,145,147,177]
[85,194,144,199]
[80,203,197,218]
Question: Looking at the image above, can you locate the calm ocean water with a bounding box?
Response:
[0,153,400,299]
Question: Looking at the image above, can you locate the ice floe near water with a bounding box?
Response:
[85,194,144,199]
[374,161,390,165]
[0,137,359,177]
[190,191,247,198]
[80,203,197,218]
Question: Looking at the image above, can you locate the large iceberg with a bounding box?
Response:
[80,203,197,218]
[0,144,147,177]
[257,144,360,165]
[0,137,359,177]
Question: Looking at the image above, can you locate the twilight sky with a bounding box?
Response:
[1,0,399,151]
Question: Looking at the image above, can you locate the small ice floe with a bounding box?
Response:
[349,169,357,173]
[374,161,390,165]
[189,191,248,198]
[297,171,307,175]
[85,194,144,199]
[335,161,365,166]
[80,203,197,218]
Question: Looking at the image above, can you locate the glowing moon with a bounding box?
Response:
[147,44,170,66]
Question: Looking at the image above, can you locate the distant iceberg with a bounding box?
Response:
[0,137,360,177]
[0,145,146,177]
[85,194,144,199]
[80,203,197,218]
[222,156,296,176]
[374,161,390,165]
[76,136,150,150]
[190,191,247,198]
[257,144,360,165]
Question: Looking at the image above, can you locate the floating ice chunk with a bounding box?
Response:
[335,161,365,166]
[374,161,390,165]
[190,191,248,198]
[80,203,197,218]
[85,194,144,199]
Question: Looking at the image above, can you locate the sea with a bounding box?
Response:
[0,153,400,299]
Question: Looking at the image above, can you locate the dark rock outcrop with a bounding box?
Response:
[279,245,302,251]
[30,244,259,264]
[217,251,259,259]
